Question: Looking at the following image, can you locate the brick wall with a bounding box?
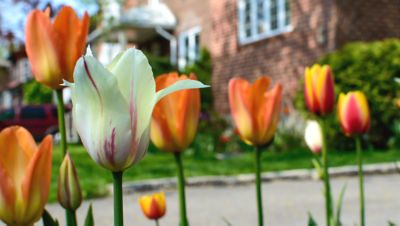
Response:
[122,0,400,115]
[209,0,338,114]
[163,0,212,48]
[335,0,400,47]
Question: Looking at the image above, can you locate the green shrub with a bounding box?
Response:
[22,80,53,104]
[295,39,400,150]
[144,53,177,77]
[183,47,213,111]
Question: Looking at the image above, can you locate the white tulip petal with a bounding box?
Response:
[130,125,151,167]
[106,52,124,71]
[304,120,323,154]
[86,46,93,57]
[109,48,156,144]
[71,55,132,171]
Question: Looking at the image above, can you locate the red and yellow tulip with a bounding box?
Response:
[228,77,282,146]
[25,6,89,90]
[0,126,52,225]
[138,192,166,220]
[338,91,370,136]
[58,153,82,211]
[304,64,335,115]
[151,72,201,152]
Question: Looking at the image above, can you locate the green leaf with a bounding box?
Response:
[222,217,232,226]
[308,212,318,226]
[312,158,323,179]
[85,203,94,226]
[42,209,59,226]
[335,183,348,226]
[388,221,397,226]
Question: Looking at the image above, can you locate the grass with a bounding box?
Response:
[49,144,400,203]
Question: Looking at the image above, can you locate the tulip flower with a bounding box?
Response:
[65,47,207,172]
[25,6,89,90]
[304,120,323,154]
[149,72,201,226]
[304,64,335,115]
[337,91,370,226]
[304,64,335,225]
[228,77,282,146]
[151,72,200,152]
[229,76,282,226]
[139,192,166,221]
[0,126,52,225]
[58,153,82,212]
[65,47,208,226]
[338,91,370,136]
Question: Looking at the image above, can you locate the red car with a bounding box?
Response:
[0,104,69,140]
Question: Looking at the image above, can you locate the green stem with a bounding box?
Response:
[174,152,188,226]
[56,89,70,226]
[56,89,67,156]
[254,146,264,226]
[155,219,160,226]
[112,171,124,226]
[66,209,77,226]
[319,119,333,226]
[356,137,365,226]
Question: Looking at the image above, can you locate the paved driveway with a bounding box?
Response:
[31,174,400,226]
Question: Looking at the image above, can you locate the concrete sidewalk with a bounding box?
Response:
[120,162,400,194]
[41,173,400,226]
[28,162,400,226]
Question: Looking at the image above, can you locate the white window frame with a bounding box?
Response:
[238,0,292,45]
[178,27,201,70]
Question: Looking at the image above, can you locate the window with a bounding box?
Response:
[178,27,201,70]
[238,0,292,44]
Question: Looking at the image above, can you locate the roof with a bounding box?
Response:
[88,2,176,43]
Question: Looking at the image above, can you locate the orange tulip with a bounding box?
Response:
[151,72,201,152]
[25,6,89,90]
[0,126,53,225]
[138,192,166,220]
[228,77,282,146]
[304,64,335,115]
[338,91,370,136]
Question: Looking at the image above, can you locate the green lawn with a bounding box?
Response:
[49,144,400,203]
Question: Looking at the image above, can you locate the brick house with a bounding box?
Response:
[93,0,400,114]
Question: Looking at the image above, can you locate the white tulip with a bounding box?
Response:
[64,47,208,171]
[304,120,323,154]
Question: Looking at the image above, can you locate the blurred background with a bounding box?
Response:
[1,0,400,205]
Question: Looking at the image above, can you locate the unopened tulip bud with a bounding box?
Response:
[138,192,166,220]
[228,77,282,146]
[25,6,89,90]
[304,120,323,154]
[304,64,335,115]
[58,153,82,211]
[151,73,201,152]
[338,91,370,136]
